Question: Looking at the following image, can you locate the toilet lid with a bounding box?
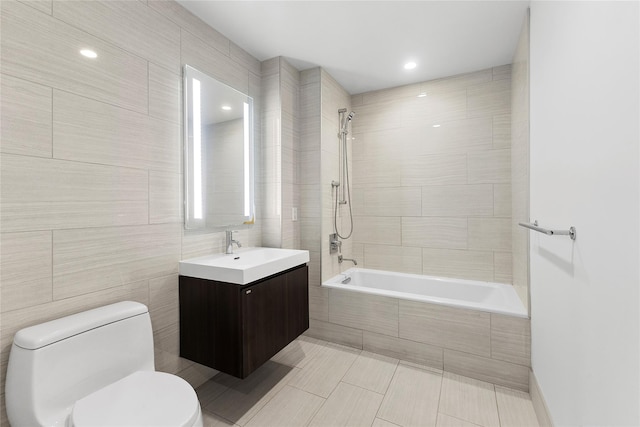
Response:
[71,371,200,427]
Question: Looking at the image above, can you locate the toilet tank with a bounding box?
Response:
[5,301,155,427]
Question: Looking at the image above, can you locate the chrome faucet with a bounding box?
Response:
[338,255,357,266]
[225,230,242,254]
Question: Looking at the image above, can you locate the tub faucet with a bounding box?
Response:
[225,230,242,254]
[338,255,357,266]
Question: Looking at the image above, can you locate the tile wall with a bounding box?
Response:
[349,67,513,283]
[0,0,264,422]
[511,12,531,311]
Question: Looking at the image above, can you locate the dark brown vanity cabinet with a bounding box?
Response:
[179,264,309,378]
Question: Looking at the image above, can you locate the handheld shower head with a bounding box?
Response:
[341,111,356,134]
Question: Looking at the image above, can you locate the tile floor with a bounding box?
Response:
[195,336,540,427]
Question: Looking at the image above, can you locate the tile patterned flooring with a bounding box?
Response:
[196,336,540,427]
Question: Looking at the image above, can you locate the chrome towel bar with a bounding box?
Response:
[518,220,577,241]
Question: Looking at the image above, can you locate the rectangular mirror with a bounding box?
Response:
[184,65,254,230]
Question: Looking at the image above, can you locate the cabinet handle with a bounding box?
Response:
[245,289,252,295]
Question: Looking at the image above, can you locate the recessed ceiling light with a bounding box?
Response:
[80,49,97,59]
[432,124,441,128]
[404,62,417,70]
[221,105,232,111]
[417,92,427,98]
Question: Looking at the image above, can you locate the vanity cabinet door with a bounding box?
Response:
[242,274,288,375]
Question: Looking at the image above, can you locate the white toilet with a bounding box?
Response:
[5,301,203,427]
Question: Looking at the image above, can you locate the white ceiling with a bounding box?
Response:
[177,1,530,95]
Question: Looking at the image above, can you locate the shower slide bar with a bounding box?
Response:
[518,220,577,241]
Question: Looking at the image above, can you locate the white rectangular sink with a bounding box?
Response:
[179,247,310,285]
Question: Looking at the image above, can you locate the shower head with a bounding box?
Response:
[341,111,356,134]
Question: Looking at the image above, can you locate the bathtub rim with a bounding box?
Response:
[322,267,528,319]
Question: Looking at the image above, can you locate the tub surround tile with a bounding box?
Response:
[363,244,423,275]
[309,382,383,427]
[329,289,399,337]
[353,217,402,246]
[1,75,52,158]
[363,331,444,370]
[342,351,399,394]
[493,114,512,149]
[52,0,181,74]
[466,79,511,119]
[246,385,324,427]
[422,248,494,282]
[418,117,493,155]
[439,372,500,427]
[493,184,512,217]
[305,319,363,350]
[401,217,468,250]
[402,89,467,128]
[443,349,529,392]
[468,218,512,251]
[468,149,511,184]
[377,363,442,427]
[309,285,329,322]
[421,185,494,217]
[493,252,513,284]
[399,300,491,357]
[493,64,512,81]
[491,314,531,367]
[361,187,422,217]
[2,0,148,113]
[401,153,468,186]
[421,69,493,94]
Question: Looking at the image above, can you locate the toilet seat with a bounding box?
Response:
[70,371,201,427]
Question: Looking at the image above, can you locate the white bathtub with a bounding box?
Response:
[323,268,527,318]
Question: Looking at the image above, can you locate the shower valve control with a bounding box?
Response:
[329,233,341,254]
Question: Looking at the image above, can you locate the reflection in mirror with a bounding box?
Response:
[184,65,254,230]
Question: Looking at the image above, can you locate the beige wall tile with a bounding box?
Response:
[247,385,324,427]
[305,319,363,349]
[149,63,181,124]
[1,74,52,157]
[287,343,360,398]
[468,149,511,184]
[493,64,513,81]
[181,230,225,260]
[309,381,383,427]
[468,218,512,251]
[361,187,421,217]
[377,363,442,426]
[443,349,529,391]
[422,184,494,217]
[329,289,399,337]
[422,248,494,282]
[496,386,540,427]
[363,331,443,370]
[0,231,52,312]
[402,153,468,186]
[491,314,530,367]
[421,69,492,94]
[149,274,178,332]
[352,157,403,188]
[230,42,261,77]
[353,217,401,246]
[18,0,51,14]
[148,0,230,56]
[467,79,511,118]
[401,90,467,127]
[439,372,500,427]
[493,114,511,149]
[53,90,180,173]
[494,252,513,284]
[342,351,398,394]
[53,0,180,73]
[309,285,329,322]
[52,224,180,300]
[363,244,422,274]
[181,29,248,95]
[399,300,491,357]
[1,155,148,232]
[402,217,467,249]
[2,1,148,113]
[420,117,493,155]
[150,171,182,224]
[494,184,512,217]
